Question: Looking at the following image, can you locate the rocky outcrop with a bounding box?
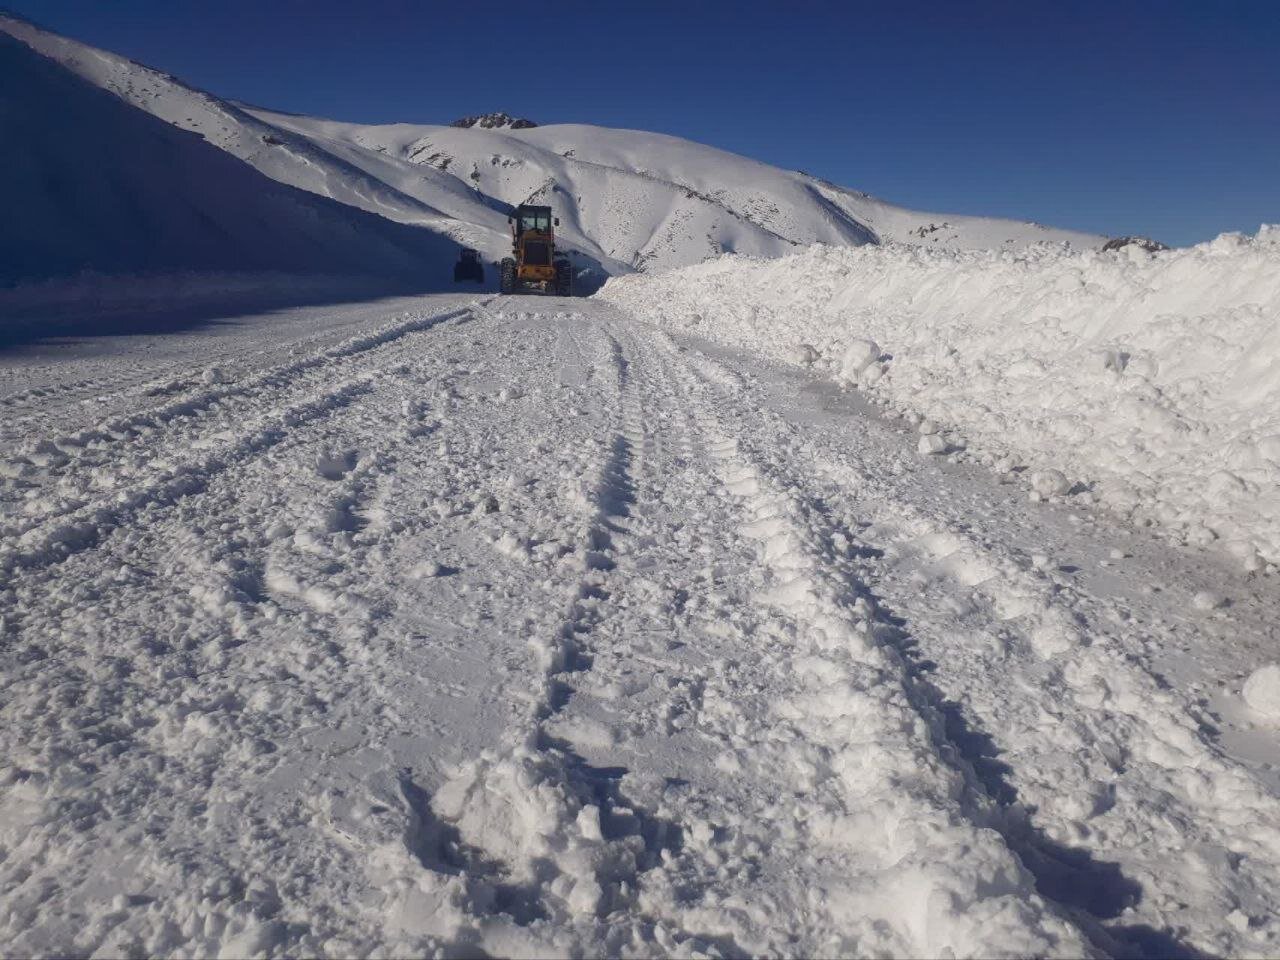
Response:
[450,112,537,130]
[1102,235,1170,253]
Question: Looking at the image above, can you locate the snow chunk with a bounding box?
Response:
[918,435,947,455]
[1030,607,1083,658]
[316,449,357,481]
[1029,469,1070,498]
[1224,539,1263,573]
[839,339,880,381]
[1192,590,1226,611]
[217,920,286,960]
[789,343,820,366]
[1243,664,1280,721]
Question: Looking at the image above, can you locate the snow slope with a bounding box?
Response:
[252,112,1105,273]
[0,32,460,290]
[0,13,1104,289]
[3,294,1280,958]
[599,226,1280,568]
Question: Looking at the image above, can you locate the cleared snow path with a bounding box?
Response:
[2,295,1278,958]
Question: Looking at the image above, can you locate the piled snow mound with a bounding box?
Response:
[0,33,459,289]
[600,228,1280,565]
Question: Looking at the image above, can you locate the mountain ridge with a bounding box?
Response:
[0,13,1107,288]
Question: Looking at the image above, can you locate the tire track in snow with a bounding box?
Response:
[1,305,476,539]
[802,451,1280,957]
[0,302,571,958]
[1,307,477,574]
[667,330,1280,957]
[2,376,374,575]
[419,317,690,955]
[500,317,1090,955]
[649,336,1095,957]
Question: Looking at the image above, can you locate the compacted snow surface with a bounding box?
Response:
[3,291,1280,959]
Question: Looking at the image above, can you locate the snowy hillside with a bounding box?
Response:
[238,111,1106,273]
[601,227,1280,568]
[0,13,1104,289]
[0,32,459,290]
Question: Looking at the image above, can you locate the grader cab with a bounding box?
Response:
[500,204,571,296]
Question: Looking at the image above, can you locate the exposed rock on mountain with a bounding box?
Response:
[1102,235,1170,253]
[450,112,538,130]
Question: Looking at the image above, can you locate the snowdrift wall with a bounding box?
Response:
[0,34,459,290]
[600,229,1280,566]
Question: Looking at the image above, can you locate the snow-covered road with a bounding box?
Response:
[3,295,1279,958]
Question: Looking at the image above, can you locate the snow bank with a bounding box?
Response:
[599,228,1280,566]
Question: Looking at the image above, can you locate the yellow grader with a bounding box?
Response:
[499,204,571,296]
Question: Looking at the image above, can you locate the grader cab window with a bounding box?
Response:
[518,207,552,233]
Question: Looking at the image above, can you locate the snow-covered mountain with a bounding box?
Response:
[0,13,1104,288]
[0,31,460,287]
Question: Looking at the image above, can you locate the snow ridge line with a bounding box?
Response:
[0,371,122,411]
[666,342,1095,957]
[0,298,459,421]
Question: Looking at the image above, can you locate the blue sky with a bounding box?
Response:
[8,0,1278,245]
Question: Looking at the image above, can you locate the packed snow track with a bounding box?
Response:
[2,295,1279,958]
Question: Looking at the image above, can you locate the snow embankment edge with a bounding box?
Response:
[597,226,1280,569]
